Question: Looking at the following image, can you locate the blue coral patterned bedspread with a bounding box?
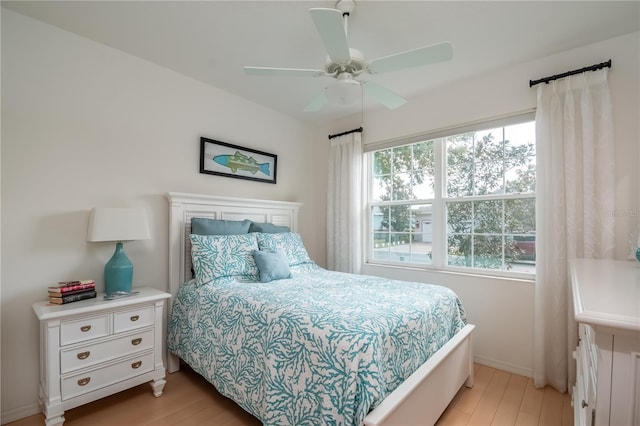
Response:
[168,264,467,426]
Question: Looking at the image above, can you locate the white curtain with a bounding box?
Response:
[534,69,615,392]
[327,131,363,274]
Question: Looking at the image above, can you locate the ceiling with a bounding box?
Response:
[3,1,639,124]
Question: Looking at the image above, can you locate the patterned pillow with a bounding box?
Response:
[255,232,313,266]
[190,233,259,284]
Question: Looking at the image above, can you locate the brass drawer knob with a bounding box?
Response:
[131,361,142,369]
[130,315,139,322]
[77,377,91,386]
[77,351,90,360]
[80,325,92,332]
[131,338,142,346]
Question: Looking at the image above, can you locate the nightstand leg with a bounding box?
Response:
[44,414,65,426]
[150,377,166,397]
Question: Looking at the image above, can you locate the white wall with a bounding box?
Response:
[0,10,327,422]
[330,31,640,377]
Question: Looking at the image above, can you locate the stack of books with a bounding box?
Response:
[48,280,97,305]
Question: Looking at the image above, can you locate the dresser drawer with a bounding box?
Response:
[113,305,154,333]
[61,351,154,400]
[60,314,110,346]
[60,328,154,374]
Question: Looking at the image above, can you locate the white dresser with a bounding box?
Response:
[32,287,171,426]
[571,259,640,426]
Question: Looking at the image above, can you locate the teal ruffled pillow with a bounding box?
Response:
[251,250,292,282]
[255,232,313,266]
[190,233,259,284]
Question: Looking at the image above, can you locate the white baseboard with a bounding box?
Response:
[474,355,533,378]
[1,402,40,425]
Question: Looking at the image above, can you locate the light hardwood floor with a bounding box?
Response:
[8,364,572,426]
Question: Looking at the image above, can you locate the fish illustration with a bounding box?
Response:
[213,151,271,176]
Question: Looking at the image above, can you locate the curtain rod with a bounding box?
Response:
[328,127,363,140]
[529,59,611,88]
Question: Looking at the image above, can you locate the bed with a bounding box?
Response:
[166,192,475,426]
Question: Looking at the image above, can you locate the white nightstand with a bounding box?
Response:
[32,287,171,426]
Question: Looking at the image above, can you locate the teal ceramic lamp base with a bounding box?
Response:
[104,242,133,296]
[636,247,640,262]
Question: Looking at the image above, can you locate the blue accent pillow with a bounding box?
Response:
[251,250,292,282]
[255,232,313,266]
[190,233,259,284]
[191,218,251,235]
[248,222,290,234]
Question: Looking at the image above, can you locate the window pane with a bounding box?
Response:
[393,173,412,200]
[474,161,504,195]
[372,232,390,261]
[389,205,411,232]
[504,122,535,194]
[473,235,503,270]
[373,150,392,175]
[372,206,389,231]
[447,234,471,267]
[412,169,435,199]
[447,202,472,234]
[474,128,504,162]
[447,163,473,197]
[447,133,473,166]
[411,205,433,264]
[412,140,435,170]
[474,200,502,234]
[393,145,412,173]
[505,198,535,233]
[505,156,536,193]
[505,122,535,154]
[373,174,391,201]
[389,232,411,262]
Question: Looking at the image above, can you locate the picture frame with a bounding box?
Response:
[199,137,277,184]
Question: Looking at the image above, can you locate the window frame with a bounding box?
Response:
[365,111,536,279]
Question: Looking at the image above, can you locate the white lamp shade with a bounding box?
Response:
[87,208,151,242]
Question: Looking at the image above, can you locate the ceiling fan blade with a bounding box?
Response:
[244,66,325,77]
[309,8,351,64]
[304,93,328,112]
[368,41,453,74]
[362,81,407,109]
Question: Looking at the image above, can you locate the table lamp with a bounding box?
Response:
[87,208,150,296]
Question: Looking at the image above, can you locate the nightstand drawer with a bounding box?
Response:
[113,306,154,333]
[60,329,154,374]
[61,351,154,400]
[60,314,110,346]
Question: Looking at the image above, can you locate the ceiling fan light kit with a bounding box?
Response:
[325,73,361,106]
[244,0,453,112]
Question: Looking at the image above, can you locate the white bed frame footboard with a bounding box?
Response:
[364,323,475,426]
[166,192,475,426]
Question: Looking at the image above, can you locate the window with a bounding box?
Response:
[368,115,536,275]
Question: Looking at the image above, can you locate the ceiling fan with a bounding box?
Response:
[244,0,453,112]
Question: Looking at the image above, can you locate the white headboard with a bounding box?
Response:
[166,192,302,298]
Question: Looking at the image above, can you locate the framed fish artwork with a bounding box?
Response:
[200,137,277,184]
